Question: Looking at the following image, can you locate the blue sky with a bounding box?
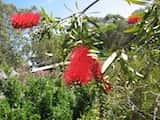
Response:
[4,0,145,18]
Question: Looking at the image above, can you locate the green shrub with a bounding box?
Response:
[0,77,77,120]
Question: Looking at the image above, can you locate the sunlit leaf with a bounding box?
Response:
[125,0,148,5]
[40,7,54,23]
[124,26,139,33]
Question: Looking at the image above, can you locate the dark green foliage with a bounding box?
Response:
[0,100,10,120]
[0,77,109,120]
[3,78,22,108]
[72,84,97,120]
[0,77,75,120]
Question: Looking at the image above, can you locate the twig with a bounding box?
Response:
[81,0,101,14]
[153,95,160,120]
[58,0,102,24]
[127,96,160,120]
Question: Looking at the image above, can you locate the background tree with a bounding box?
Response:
[0,0,21,68]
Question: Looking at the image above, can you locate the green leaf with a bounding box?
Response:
[40,7,54,23]
[125,0,148,5]
[64,3,73,13]
[124,26,139,33]
[75,0,79,10]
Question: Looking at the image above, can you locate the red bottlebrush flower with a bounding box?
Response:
[11,12,40,29]
[92,60,103,82]
[128,16,141,24]
[64,46,103,86]
[104,84,112,93]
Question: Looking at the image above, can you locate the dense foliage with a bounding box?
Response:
[0,0,160,120]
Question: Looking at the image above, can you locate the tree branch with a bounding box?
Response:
[81,0,101,14]
[153,95,160,120]
[127,96,160,120]
[60,0,102,23]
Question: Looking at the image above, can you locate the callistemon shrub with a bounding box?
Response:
[63,46,103,86]
[11,12,40,29]
[128,15,142,24]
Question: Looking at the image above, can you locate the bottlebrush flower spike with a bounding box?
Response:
[64,46,103,86]
[92,60,103,82]
[11,12,40,29]
[103,75,112,93]
[128,15,141,24]
[104,84,112,93]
